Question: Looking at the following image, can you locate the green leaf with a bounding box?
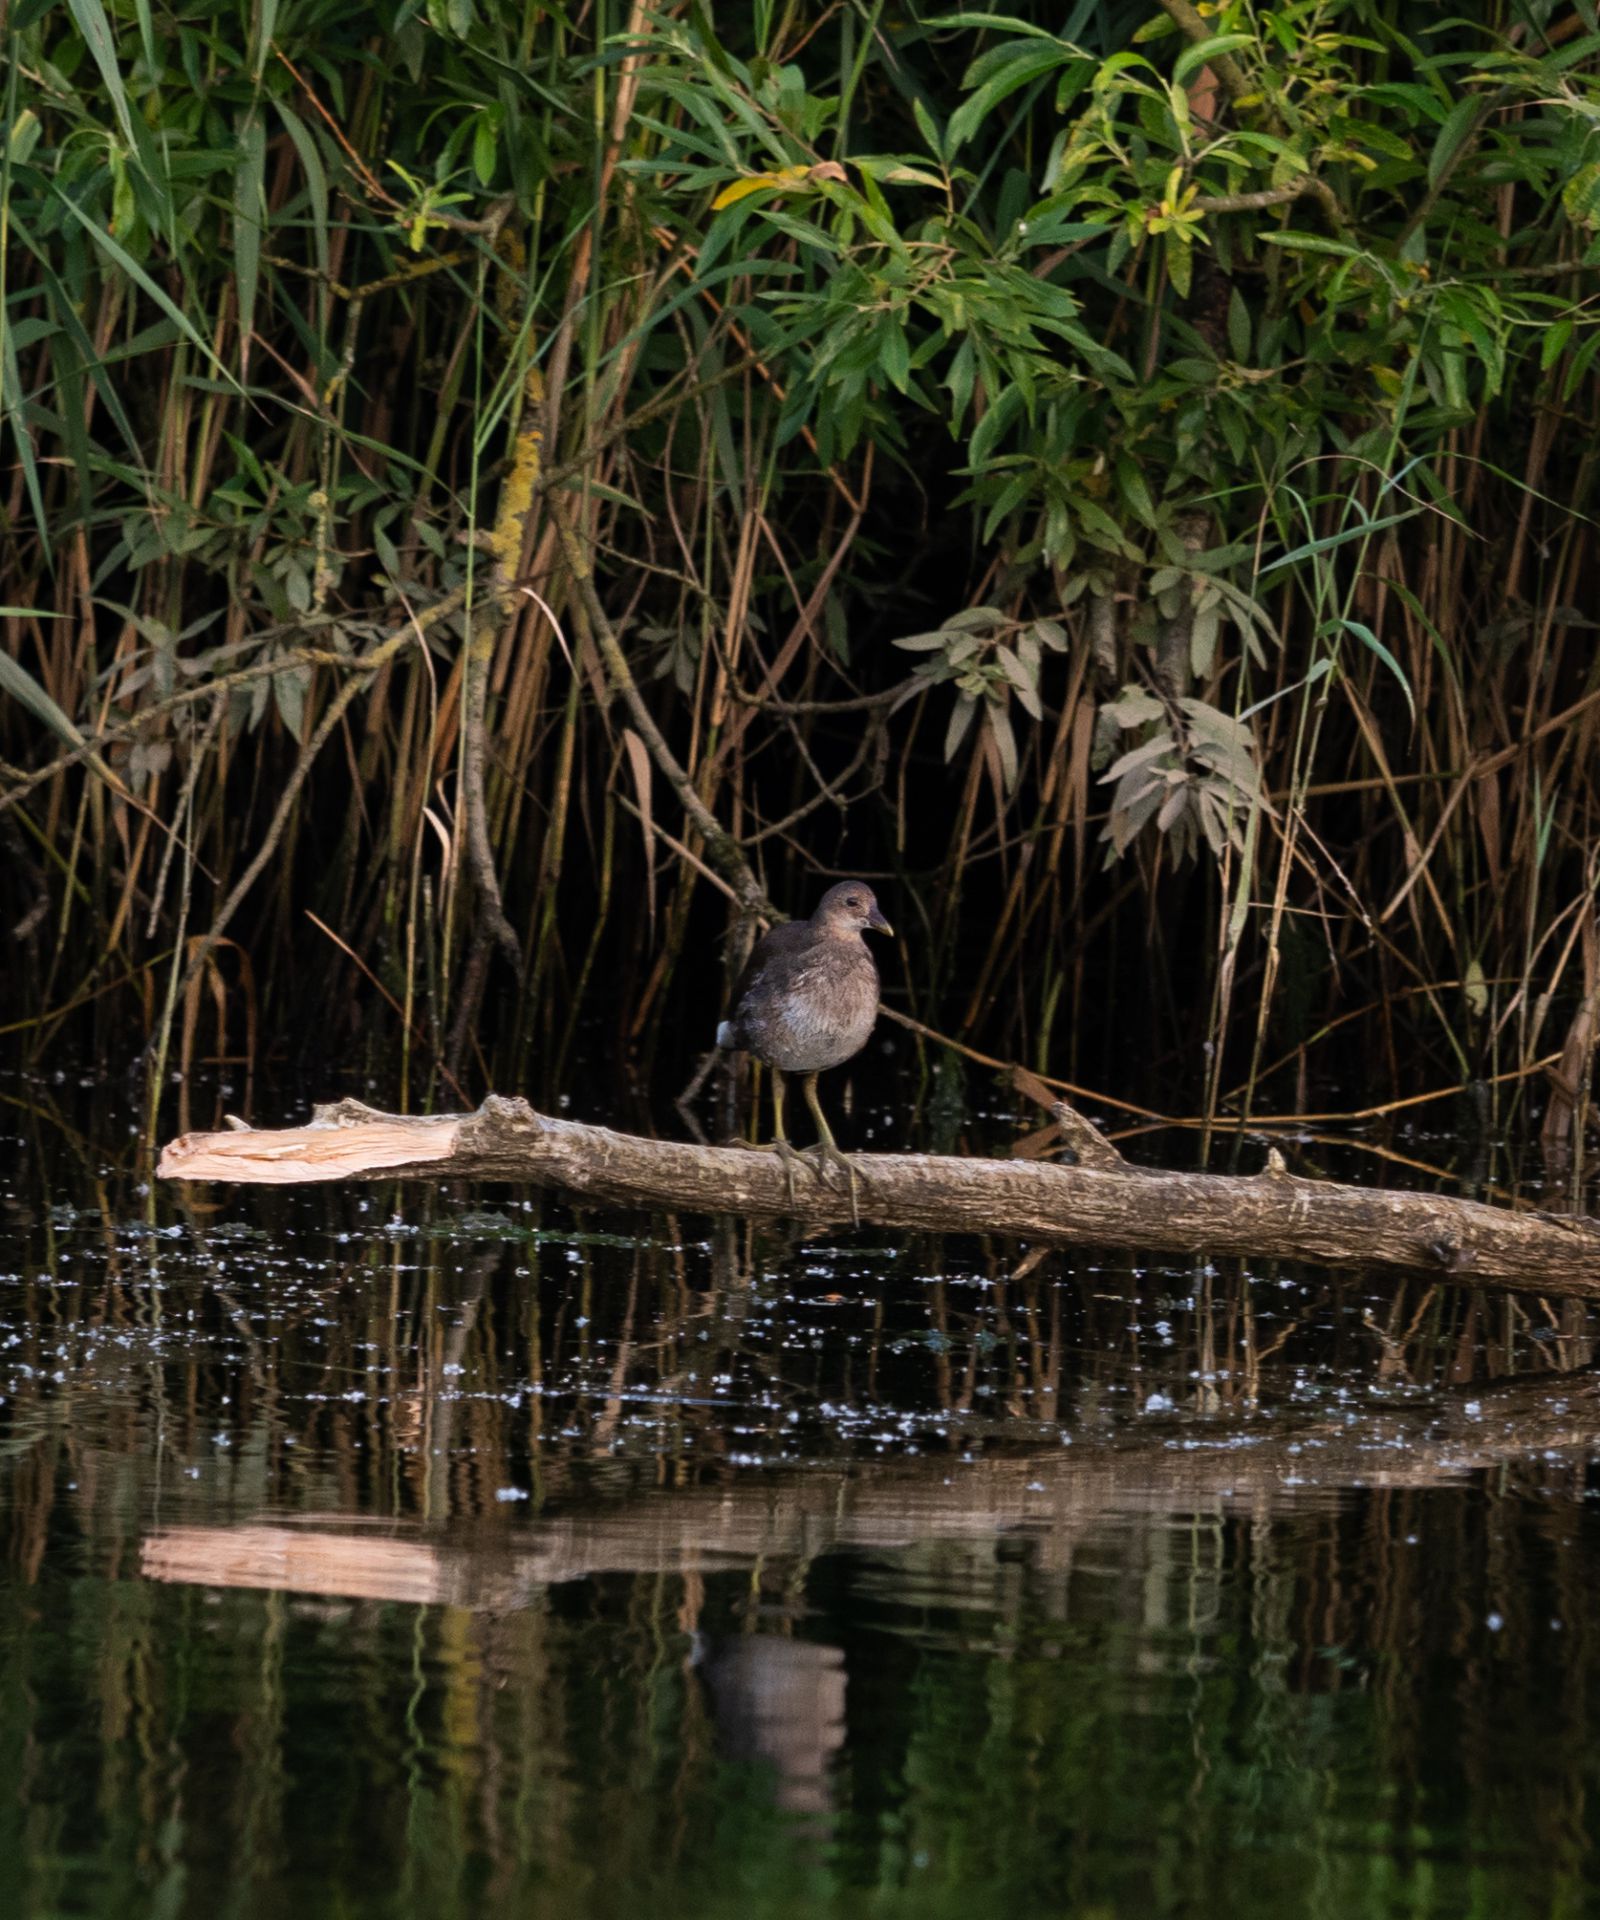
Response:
[1115,455,1157,530]
[996,645,1043,719]
[1172,34,1253,87]
[275,103,329,273]
[932,12,1063,43]
[945,692,978,760]
[50,186,241,391]
[1427,95,1482,191]
[1436,286,1501,394]
[1562,161,1600,231]
[65,0,136,152]
[1333,617,1414,722]
[0,296,48,558]
[234,116,266,376]
[1179,699,1254,753]
[7,107,40,167]
[1226,286,1250,362]
[949,44,1069,153]
[1258,231,1360,257]
[1563,327,1600,403]
[0,627,81,749]
[874,163,948,188]
[1072,495,1137,555]
[274,667,308,743]
[945,337,976,429]
[912,94,945,162]
[1262,508,1423,573]
[1540,318,1574,373]
[473,111,499,187]
[251,0,278,80]
[878,319,911,393]
[1190,598,1221,680]
[0,625,127,796]
[1103,687,1165,730]
[1103,735,1177,783]
[988,700,1019,790]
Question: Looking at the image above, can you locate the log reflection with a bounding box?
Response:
[140,1367,1600,1603]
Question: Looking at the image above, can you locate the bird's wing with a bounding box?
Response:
[725,922,814,1029]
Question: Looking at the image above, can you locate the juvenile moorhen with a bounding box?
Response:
[717,882,892,1213]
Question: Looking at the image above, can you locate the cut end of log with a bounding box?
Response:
[157,1103,472,1185]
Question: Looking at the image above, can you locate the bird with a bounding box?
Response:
[717,881,892,1214]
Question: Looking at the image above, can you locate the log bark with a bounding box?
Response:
[154,1094,1600,1292]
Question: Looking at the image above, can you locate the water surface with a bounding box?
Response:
[4,1072,1600,1919]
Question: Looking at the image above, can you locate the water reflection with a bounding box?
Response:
[134,1360,1600,1607]
[697,1637,847,1820]
[4,1078,1600,1919]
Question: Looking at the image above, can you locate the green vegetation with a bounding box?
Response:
[2,1,1598,1138]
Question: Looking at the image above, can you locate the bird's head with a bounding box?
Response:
[813,881,892,938]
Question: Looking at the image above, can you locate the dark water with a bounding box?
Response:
[5,1071,1600,1919]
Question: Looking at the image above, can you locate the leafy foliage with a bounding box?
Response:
[3,0,1600,1116]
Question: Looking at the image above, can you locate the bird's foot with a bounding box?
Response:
[805,1143,866,1226]
[729,1137,816,1211]
[772,1138,816,1211]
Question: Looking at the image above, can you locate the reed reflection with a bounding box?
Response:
[6,1143,1600,1918]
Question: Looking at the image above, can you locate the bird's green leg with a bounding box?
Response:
[801,1072,862,1226]
[729,1068,814,1210]
[768,1069,811,1209]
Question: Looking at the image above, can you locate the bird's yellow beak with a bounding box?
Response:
[868,905,893,936]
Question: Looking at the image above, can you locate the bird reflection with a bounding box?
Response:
[693,1634,846,1818]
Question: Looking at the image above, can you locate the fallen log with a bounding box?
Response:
[154,1093,1600,1292]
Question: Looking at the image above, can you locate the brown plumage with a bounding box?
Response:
[717,882,893,1206]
